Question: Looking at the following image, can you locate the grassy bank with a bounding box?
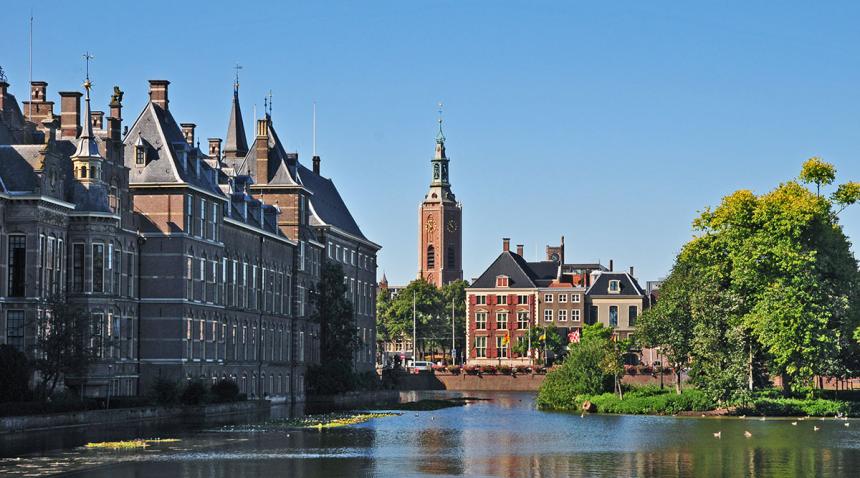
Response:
[539,384,860,417]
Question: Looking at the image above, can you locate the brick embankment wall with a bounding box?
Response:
[386,372,686,392]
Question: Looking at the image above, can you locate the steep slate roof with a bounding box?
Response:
[125,103,222,196]
[239,119,300,186]
[223,89,248,158]
[297,163,368,241]
[469,251,538,289]
[0,144,42,191]
[0,90,34,145]
[586,271,645,297]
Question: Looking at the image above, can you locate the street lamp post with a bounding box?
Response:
[106,364,113,410]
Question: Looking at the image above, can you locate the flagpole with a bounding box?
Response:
[451,297,455,365]
[412,291,417,363]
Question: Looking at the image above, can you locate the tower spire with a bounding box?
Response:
[224,66,248,160]
[436,101,445,144]
[72,52,104,188]
[233,63,242,94]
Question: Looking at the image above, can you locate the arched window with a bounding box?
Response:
[447,246,456,268]
[426,245,435,269]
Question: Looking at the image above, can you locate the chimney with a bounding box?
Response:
[312,155,321,175]
[502,237,510,252]
[560,235,565,264]
[629,266,634,277]
[516,244,524,256]
[609,259,614,272]
[148,80,170,110]
[58,91,82,138]
[21,81,55,126]
[208,138,222,161]
[108,85,124,156]
[91,111,104,130]
[40,118,57,144]
[255,119,269,184]
[31,81,47,102]
[181,123,196,146]
[0,80,8,110]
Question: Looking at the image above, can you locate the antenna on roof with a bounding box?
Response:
[267,90,272,116]
[312,101,317,156]
[28,10,33,122]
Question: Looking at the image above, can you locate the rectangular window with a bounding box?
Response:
[475,312,487,330]
[544,309,553,321]
[544,293,553,303]
[496,336,508,358]
[517,295,528,305]
[211,203,219,241]
[609,280,620,293]
[475,336,487,358]
[496,312,508,330]
[517,312,529,329]
[184,194,193,233]
[572,294,581,303]
[609,306,619,327]
[628,305,638,327]
[92,243,104,293]
[5,310,25,351]
[113,247,121,296]
[558,309,568,321]
[199,198,206,238]
[126,252,134,297]
[496,295,508,305]
[558,294,567,303]
[72,243,85,293]
[572,309,581,322]
[8,235,26,297]
[476,295,486,305]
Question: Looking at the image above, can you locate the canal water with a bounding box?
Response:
[2,390,859,477]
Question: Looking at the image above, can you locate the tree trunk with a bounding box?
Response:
[781,373,791,396]
[748,344,754,392]
[675,369,682,395]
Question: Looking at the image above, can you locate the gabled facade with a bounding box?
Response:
[466,237,644,366]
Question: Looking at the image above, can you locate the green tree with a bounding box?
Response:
[307,262,358,394]
[377,279,445,358]
[441,279,469,362]
[0,344,31,402]
[832,181,860,213]
[33,295,95,398]
[799,156,836,196]
[536,324,615,408]
[636,262,696,394]
[511,324,565,364]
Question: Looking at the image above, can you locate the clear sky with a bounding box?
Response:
[3,1,859,285]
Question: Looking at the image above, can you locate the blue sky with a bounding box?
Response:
[3,1,859,285]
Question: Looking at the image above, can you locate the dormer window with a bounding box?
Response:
[496,275,509,288]
[608,280,621,294]
[135,146,145,165]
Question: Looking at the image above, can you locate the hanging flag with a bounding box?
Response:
[568,329,580,343]
[502,334,510,346]
[539,333,546,342]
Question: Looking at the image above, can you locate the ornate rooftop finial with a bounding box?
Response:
[82,52,94,90]
[436,102,445,144]
[111,85,124,104]
[0,65,7,83]
[233,63,242,94]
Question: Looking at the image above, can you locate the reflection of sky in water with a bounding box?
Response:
[3,392,860,477]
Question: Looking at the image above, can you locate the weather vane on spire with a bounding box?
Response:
[82,51,94,89]
[436,101,445,143]
[267,90,273,116]
[233,63,242,91]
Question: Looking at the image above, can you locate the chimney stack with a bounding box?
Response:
[31,81,47,102]
[181,123,196,146]
[609,259,614,272]
[208,138,222,161]
[502,238,510,252]
[312,155,321,175]
[91,111,104,130]
[40,118,57,144]
[629,266,634,277]
[516,244,524,256]
[255,119,269,184]
[107,87,124,162]
[22,81,54,128]
[148,80,170,110]
[58,91,82,138]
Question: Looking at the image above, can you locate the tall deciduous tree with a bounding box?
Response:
[799,156,836,197]
[308,262,358,394]
[33,296,95,397]
[377,279,445,356]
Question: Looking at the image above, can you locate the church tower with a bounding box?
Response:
[418,110,462,287]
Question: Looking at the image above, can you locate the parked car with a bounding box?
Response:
[407,361,433,374]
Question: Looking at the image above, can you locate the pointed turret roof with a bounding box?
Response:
[224,82,248,159]
[72,80,101,159]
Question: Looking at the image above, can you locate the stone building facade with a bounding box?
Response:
[0,70,378,400]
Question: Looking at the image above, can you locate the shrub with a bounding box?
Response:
[481,365,497,375]
[180,381,209,406]
[211,379,240,403]
[149,377,180,406]
[499,365,512,375]
[741,398,849,417]
[579,388,715,414]
[516,365,530,374]
[464,365,480,375]
[447,365,461,375]
[306,361,356,395]
[354,371,382,391]
[625,365,638,376]
[0,345,31,403]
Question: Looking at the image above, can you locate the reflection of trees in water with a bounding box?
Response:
[416,428,464,475]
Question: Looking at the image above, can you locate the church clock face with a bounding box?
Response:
[425,216,436,233]
[446,219,458,232]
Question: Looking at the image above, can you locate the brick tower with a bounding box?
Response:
[418,112,462,287]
